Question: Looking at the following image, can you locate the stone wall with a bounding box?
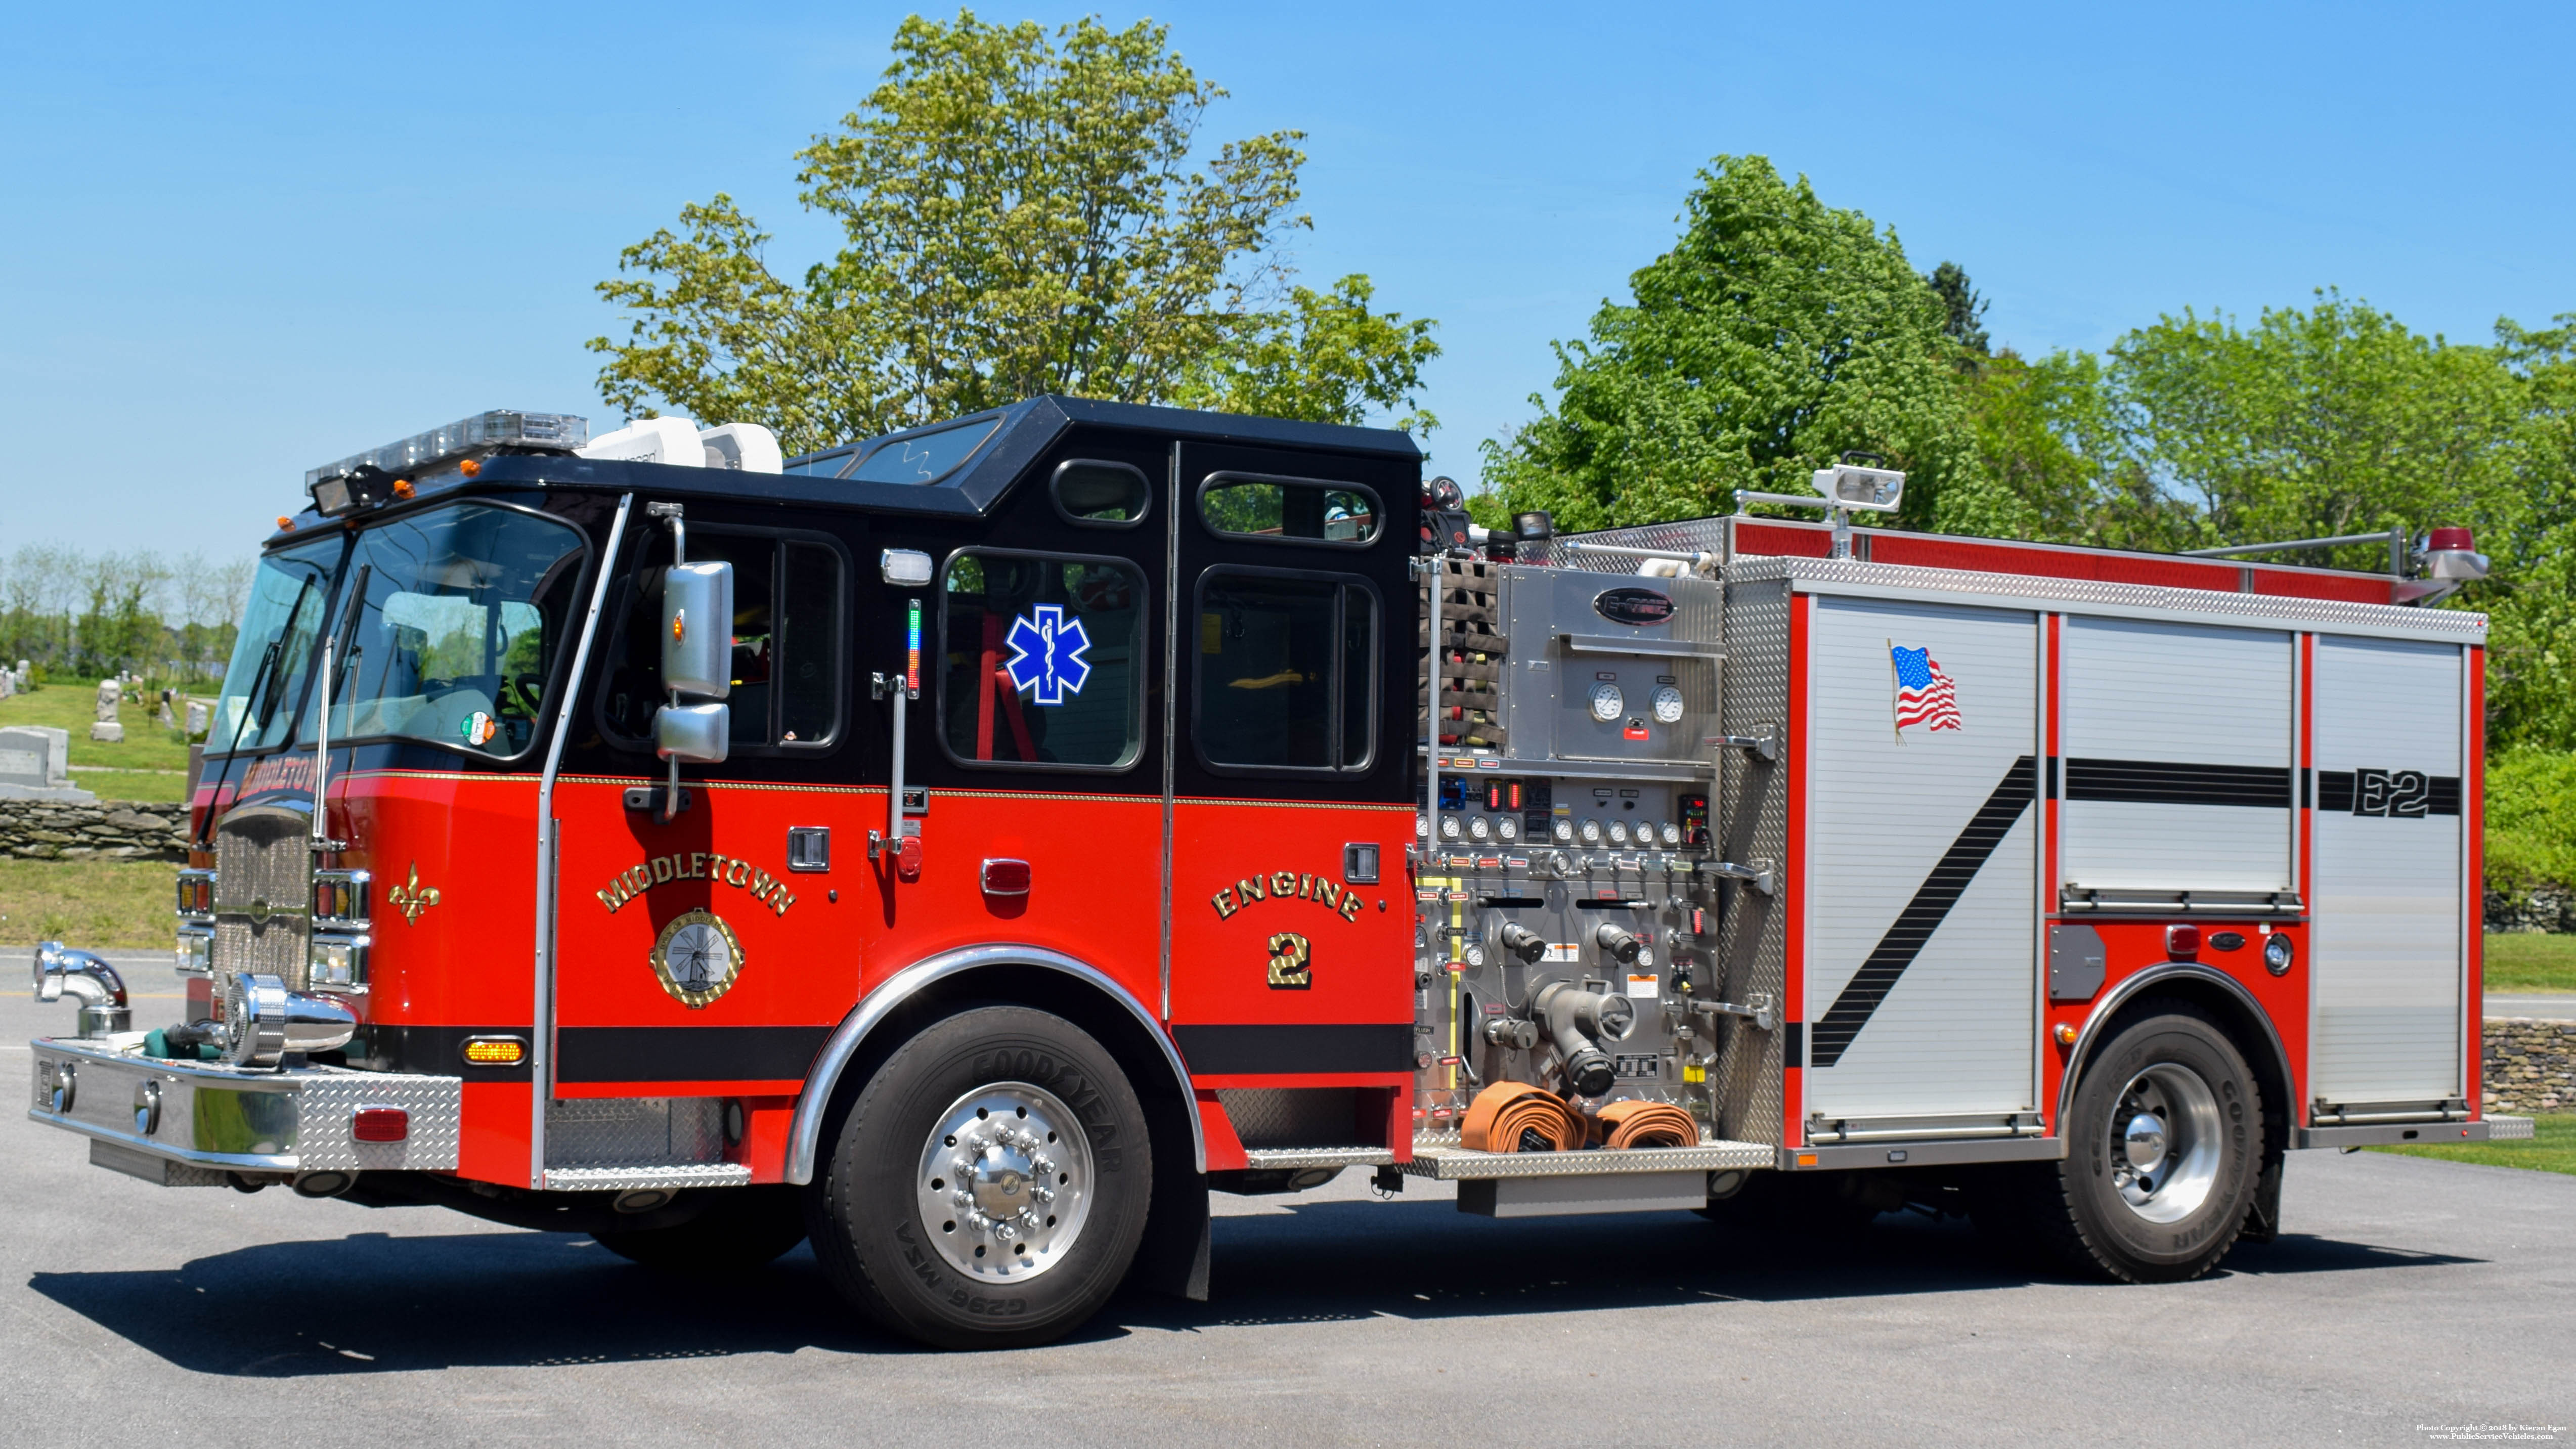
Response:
[0,798,189,860]
[2486,1018,2576,1115]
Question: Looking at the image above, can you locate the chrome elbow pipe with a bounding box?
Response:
[221,973,358,1068]
[34,942,130,1038]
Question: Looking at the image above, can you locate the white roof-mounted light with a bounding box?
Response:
[304,410,589,503]
[1731,451,1907,559]
[580,418,783,473]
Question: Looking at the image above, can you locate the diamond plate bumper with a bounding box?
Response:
[28,1034,462,1176]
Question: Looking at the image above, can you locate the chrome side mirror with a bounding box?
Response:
[654,701,730,765]
[660,561,734,699]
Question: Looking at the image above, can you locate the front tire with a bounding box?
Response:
[806,1005,1152,1349]
[2032,1003,2261,1283]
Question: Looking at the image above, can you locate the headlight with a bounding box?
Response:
[174,925,213,977]
[310,933,370,991]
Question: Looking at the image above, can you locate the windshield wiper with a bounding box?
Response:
[192,574,320,850]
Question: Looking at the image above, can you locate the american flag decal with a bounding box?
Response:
[1890,644,1963,734]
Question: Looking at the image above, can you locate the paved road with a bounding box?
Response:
[2490,992,2576,1019]
[6,979,2573,1446]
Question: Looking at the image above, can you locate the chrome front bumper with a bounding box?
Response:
[27,1034,461,1183]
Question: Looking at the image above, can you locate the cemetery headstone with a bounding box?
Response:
[0,725,94,802]
[90,678,123,743]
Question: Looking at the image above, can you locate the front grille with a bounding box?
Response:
[212,805,313,991]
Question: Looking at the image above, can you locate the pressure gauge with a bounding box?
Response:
[1468,814,1492,843]
[1580,818,1603,845]
[1651,685,1686,724]
[1416,815,1429,839]
[1553,818,1577,843]
[1439,815,1463,841]
[1660,820,1682,846]
[1589,682,1625,722]
[1497,816,1519,842]
[1607,820,1630,845]
[1463,942,1486,968]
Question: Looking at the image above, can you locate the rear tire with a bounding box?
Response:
[806,1005,1152,1349]
[590,1185,808,1271]
[2026,1003,2261,1283]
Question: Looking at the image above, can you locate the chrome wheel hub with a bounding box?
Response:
[916,1081,1093,1282]
[2108,1062,2222,1224]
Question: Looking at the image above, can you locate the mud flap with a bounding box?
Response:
[1129,1172,1211,1301]
[2240,1156,2283,1244]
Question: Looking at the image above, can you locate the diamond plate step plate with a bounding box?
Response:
[542,1164,753,1191]
[1402,1139,1771,1179]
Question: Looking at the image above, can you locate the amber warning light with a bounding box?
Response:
[461,1036,527,1067]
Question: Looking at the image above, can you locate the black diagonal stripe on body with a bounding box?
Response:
[1810,757,2037,1069]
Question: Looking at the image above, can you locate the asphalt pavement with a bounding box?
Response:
[4,960,2572,1447]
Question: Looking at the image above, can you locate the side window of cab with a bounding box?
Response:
[600,528,847,752]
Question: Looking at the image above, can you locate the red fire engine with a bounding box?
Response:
[27,400,2529,1349]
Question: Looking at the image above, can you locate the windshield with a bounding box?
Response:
[209,538,345,753]
[308,503,589,758]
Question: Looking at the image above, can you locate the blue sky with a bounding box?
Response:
[4,2,2570,568]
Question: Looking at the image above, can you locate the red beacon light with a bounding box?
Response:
[2421,528,2490,582]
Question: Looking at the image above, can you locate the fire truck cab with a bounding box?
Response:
[26,400,2528,1349]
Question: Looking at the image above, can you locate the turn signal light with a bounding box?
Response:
[461,1035,527,1066]
[352,1106,408,1143]
[2165,924,2201,958]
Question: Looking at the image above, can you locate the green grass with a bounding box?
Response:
[2369,1113,2576,1176]
[0,682,205,803]
[0,856,180,947]
[2484,932,2576,993]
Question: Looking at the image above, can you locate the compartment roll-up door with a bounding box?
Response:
[2060,618,2292,899]
[2310,637,2466,1105]
[1804,597,2038,1121]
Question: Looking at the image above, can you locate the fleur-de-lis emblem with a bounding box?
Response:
[387,862,442,926]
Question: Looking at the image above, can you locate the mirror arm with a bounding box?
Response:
[651,503,688,823]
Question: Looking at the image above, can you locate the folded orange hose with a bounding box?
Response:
[1461,1081,1581,1152]
[1597,1099,1700,1150]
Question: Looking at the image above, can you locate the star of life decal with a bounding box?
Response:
[1005,604,1093,706]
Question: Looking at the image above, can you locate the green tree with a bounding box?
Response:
[1927,260,1990,358]
[591,11,1435,454]
[1477,155,1975,533]
[2104,291,2526,562]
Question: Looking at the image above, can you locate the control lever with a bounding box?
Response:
[1692,993,1777,1033]
[1699,858,1777,897]
[1708,723,1778,763]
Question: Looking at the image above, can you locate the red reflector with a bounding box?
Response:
[352,1107,408,1143]
[2165,924,2202,958]
[980,857,1031,896]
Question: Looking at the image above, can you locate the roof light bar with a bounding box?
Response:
[304,410,590,500]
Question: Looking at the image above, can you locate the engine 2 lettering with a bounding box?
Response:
[1210,869,1366,923]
